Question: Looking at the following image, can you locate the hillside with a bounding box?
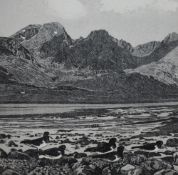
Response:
[126,46,178,86]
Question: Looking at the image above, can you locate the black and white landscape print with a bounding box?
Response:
[1,0,178,174]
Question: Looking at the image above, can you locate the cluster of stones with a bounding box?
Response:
[1,147,178,175]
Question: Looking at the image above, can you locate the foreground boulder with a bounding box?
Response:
[0,148,8,158]
[39,156,77,167]
[142,159,172,174]
[0,134,11,139]
[2,169,20,175]
[121,164,135,175]
[125,152,147,165]
[8,151,31,160]
[154,169,178,175]
[73,163,97,175]
[24,149,39,159]
[7,141,18,147]
[128,168,143,175]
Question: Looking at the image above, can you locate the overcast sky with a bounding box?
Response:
[0,0,178,45]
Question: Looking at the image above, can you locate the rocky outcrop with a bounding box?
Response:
[12,24,41,43]
[65,30,136,71]
[132,41,160,57]
[21,22,72,59]
[7,140,18,147]
[117,39,133,53]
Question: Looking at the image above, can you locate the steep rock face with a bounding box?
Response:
[132,41,161,57]
[126,46,178,86]
[0,37,33,61]
[11,24,41,43]
[63,30,136,71]
[40,31,72,61]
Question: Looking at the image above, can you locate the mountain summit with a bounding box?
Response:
[13,22,72,60]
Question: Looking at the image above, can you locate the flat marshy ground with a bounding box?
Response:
[0,103,178,174]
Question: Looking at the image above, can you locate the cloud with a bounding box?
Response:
[0,0,178,46]
[100,0,178,13]
[47,0,87,20]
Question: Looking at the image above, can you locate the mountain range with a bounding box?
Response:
[0,22,178,103]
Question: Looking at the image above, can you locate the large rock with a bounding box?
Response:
[126,153,147,165]
[0,139,5,144]
[128,168,143,175]
[0,148,8,158]
[121,164,135,175]
[2,169,20,175]
[154,169,178,175]
[8,151,31,160]
[143,159,172,174]
[0,134,11,139]
[81,157,110,170]
[73,152,87,159]
[7,140,18,147]
[166,138,178,147]
[102,166,119,175]
[73,157,120,175]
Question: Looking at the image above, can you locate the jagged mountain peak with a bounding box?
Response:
[20,22,71,56]
[87,29,112,41]
[163,32,178,43]
[12,22,65,42]
[88,29,109,36]
[40,22,65,35]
